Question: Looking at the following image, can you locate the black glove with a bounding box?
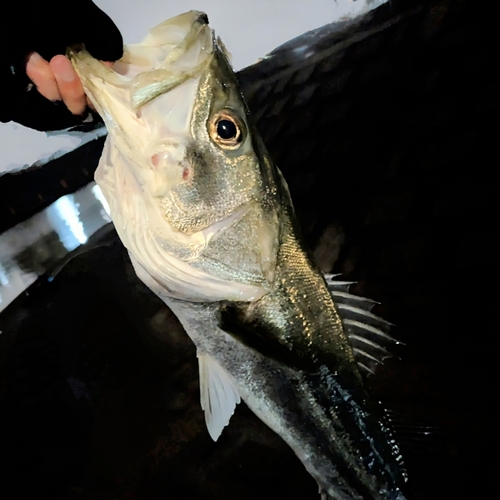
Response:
[0,0,123,131]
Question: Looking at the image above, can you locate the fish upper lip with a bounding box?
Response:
[69,12,215,112]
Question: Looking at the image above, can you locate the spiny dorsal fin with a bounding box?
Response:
[337,304,393,332]
[197,352,241,441]
[328,290,379,312]
[324,274,400,375]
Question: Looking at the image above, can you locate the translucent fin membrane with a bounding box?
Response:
[324,273,400,375]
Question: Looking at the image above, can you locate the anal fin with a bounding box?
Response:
[198,352,241,441]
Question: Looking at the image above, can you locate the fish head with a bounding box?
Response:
[68,11,281,302]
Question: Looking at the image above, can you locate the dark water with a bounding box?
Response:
[1,0,498,499]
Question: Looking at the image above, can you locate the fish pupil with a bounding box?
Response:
[217,119,237,140]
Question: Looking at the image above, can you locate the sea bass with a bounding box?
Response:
[69,11,409,500]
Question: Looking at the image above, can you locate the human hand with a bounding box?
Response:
[26,53,114,116]
[0,1,123,131]
[26,53,87,116]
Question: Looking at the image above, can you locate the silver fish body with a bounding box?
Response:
[69,11,409,500]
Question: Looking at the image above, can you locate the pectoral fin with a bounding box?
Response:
[197,352,241,441]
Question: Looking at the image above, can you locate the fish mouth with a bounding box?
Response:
[67,10,214,114]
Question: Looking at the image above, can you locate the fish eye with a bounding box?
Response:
[209,111,244,149]
[217,120,237,140]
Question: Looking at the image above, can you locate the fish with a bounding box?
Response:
[68,11,410,500]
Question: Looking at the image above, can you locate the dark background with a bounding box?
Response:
[1,1,498,498]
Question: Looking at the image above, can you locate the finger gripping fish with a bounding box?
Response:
[69,11,410,499]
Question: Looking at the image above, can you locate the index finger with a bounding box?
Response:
[50,55,86,116]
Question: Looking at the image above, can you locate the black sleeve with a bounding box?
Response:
[0,0,123,131]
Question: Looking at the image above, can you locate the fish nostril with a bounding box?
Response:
[151,153,191,182]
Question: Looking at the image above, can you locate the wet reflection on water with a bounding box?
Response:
[0,182,112,312]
